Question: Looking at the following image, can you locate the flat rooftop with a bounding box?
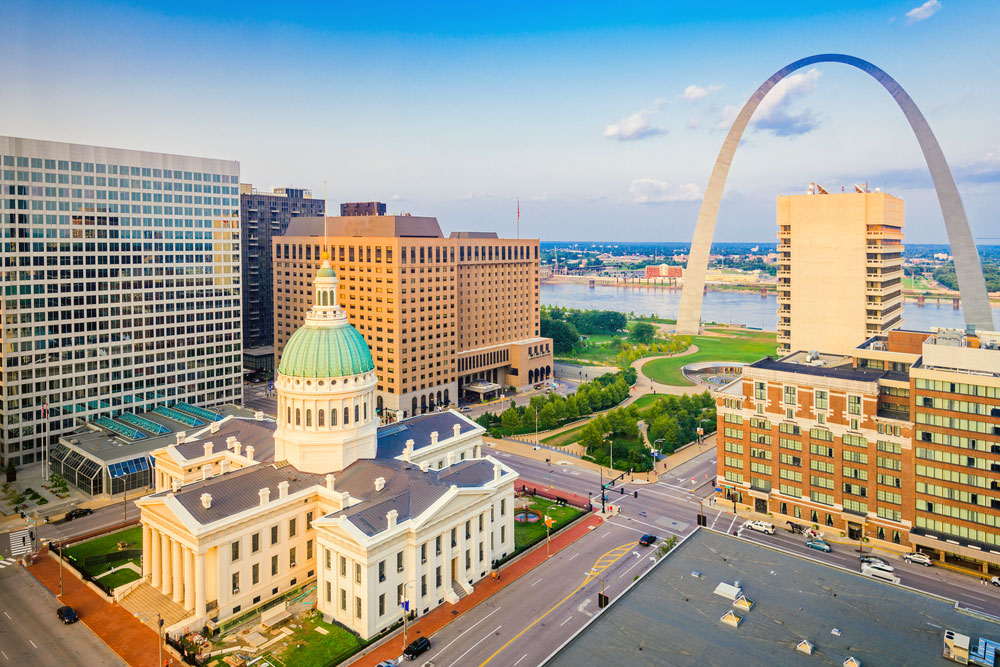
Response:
[546,529,1000,667]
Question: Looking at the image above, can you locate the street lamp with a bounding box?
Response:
[134,611,164,667]
[587,568,608,608]
[400,580,416,649]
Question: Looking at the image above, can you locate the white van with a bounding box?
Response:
[861,565,900,584]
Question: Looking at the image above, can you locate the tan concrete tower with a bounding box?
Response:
[776,184,904,354]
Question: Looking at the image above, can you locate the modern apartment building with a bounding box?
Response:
[273,215,552,421]
[0,136,243,469]
[716,327,1000,574]
[341,201,386,217]
[239,184,324,352]
[777,184,904,354]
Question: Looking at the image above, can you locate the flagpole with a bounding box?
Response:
[516,198,520,239]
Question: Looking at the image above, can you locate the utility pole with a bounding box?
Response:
[59,542,64,596]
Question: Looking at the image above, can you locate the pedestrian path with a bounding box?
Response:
[9,529,31,556]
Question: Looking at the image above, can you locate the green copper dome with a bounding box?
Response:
[278,323,374,378]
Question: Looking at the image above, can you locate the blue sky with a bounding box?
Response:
[4,0,999,242]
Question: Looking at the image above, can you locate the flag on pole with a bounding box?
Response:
[43,402,48,418]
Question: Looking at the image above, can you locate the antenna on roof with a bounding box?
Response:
[323,180,329,255]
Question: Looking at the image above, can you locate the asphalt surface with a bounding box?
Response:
[0,561,124,666]
[0,501,140,559]
[731,517,1000,618]
[375,445,719,667]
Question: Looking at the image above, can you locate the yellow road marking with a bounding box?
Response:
[478,541,637,667]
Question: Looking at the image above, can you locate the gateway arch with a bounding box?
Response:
[676,53,995,335]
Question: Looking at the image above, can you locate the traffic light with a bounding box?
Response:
[633,490,638,499]
[697,514,707,526]
[598,593,609,608]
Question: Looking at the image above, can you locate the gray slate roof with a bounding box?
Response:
[329,458,496,536]
[167,464,326,525]
[174,418,277,462]
[547,529,1000,667]
[375,411,477,460]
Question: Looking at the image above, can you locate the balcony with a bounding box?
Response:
[777,294,790,305]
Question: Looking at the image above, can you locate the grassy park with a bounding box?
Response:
[63,526,142,577]
[540,422,587,446]
[641,329,776,386]
[514,497,582,550]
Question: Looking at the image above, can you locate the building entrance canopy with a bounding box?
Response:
[464,380,502,394]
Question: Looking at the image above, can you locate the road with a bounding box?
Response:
[731,518,1000,618]
[375,444,718,666]
[0,562,124,666]
[1,501,139,559]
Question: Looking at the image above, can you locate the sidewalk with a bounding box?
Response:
[27,555,169,667]
[344,512,605,667]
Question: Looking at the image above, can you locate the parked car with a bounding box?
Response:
[639,534,657,546]
[990,576,1000,587]
[403,636,431,660]
[745,520,775,535]
[376,661,397,667]
[56,606,79,624]
[903,552,933,567]
[805,539,832,553]
[65,508,93,521]
[860,555,893,570]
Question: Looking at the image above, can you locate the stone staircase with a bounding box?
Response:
[118,582,191,630]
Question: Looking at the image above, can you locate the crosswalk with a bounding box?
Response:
[9,529,31,556]
[0,557,16,569]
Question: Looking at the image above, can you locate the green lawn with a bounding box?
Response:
[268,614,363,667]
[97,567,142,589]
[540,422,586,446]
[63,526,142,576]
[629,394,660,411]
[514,497,582,550]
[641,330,776,386]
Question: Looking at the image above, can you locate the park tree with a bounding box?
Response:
[500,407,521,431]
[630,322,656,344]
[541,317,580,355]
[539,403,558,430]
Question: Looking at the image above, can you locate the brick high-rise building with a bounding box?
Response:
[239,184,324,353]
[776,184,904,354]
[340,201,386,217]
[715,327,1000,574]
[0,136,243,469]
[273,215,552,420]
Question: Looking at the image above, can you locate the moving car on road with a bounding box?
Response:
[56,606,79,624]
[64,508,93,520]
[903,552,933,567]
[639,534,657,546]
[990,576,1000,587]
[745,520,775,535]
[404,637,431,660]
[860,555,894,571]
[805,539,832,553]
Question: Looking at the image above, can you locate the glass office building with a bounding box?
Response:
[0,136,243,469]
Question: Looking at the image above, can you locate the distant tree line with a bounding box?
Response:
[933,262,1000,293]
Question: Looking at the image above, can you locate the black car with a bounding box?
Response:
[639,534,657,546]
[65,508,93,521]
[56,606,79,624]
[403,636,431,660]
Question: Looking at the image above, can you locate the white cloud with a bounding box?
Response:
[750,67,822,136]
[714,105,739,131]
[682,84,722,101]
[604,99,668,141]
[906,0,941,23]
[629,178,702,204]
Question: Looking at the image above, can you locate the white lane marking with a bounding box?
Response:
[614,514,681,535]
[531,578,544,587]
[2,612,9,619]
[447,625,503,667]
[513,654,528,666]
[428,607,501,659]
[962,594,990,602]
[619,551,653,579]
[726,514,738,534]
[559,616,573,626]
[29,640,37,649]
[1,650,8,660]
[567,553,579,560]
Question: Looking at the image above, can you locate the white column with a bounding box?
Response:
[150,527,161,588]
[142,524,152,580]
[160,534,172,595]
[194,552,206,618]
[171,540,183,603]
[183,548,194,611]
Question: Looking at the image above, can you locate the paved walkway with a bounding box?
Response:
[344,512,605,667]
[27,555,170,667]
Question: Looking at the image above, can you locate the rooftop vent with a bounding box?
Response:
[733,595,754,611]
[175,431,186,445]
[200,493,212,509]
[203,441,214,458]
[386,509,398,530]
[720,610,742,627]
[259,487,271,506]
[210,421,220,434]
[420,461,429,473]
[374,477,386,492]
[325,474,335,492]
[278,480,289,499]
[796,640,814,655]
[254,411,265,421]
[245,445,255,461]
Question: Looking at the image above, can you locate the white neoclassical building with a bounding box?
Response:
[135,254,517,639]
